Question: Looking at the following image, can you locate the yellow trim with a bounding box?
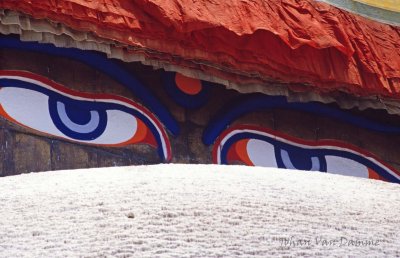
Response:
[354,0,400,12]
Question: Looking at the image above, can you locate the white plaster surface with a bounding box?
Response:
[0,164,399,257]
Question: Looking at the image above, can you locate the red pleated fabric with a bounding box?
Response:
[1,0,399,99]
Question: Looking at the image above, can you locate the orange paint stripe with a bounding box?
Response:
[0,103,20,125]
[234,139,254,166]
[368,168,381,181]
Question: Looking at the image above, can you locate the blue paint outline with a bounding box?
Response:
[220,131,400,183]
[0,78,168,161]
[0,35,179,135]
[162,72,211,109]
[203,94,400,145]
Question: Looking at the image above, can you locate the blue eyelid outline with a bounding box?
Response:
[220,132,400,183]
[0,35,179,136]
[203,94,400,145]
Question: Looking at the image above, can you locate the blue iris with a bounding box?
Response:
[275,145,327,172]
[48,96,107,140]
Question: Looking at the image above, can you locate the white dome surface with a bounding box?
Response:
[0,164,399,257]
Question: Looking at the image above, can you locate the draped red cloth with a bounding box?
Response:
[1,0,400,99]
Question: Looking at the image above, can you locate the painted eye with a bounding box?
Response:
[0,71,171,161]
[214,126,400,183]
[223,138,325,171]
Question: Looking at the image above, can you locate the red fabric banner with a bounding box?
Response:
[1,0,399,99]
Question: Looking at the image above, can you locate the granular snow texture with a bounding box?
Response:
[0,164,399,257]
